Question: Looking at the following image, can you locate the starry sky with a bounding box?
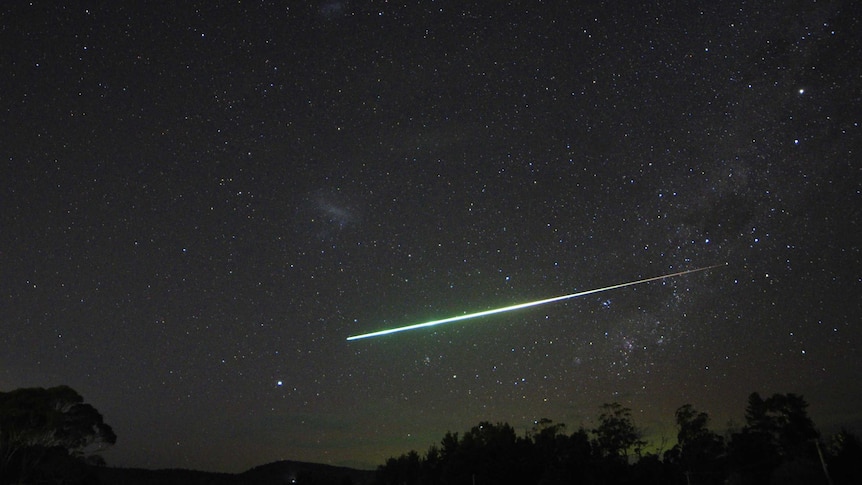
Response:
[1,0,860,474]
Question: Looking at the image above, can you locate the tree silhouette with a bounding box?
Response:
[529,421,595,485]
[447,421,529,485]
[592,402,646,462]
[529,418,567,472]
[0,385,116,484]
[372,392,858,485]
[728,392,821,484]
[664,404,725,485]
[376,450,421,485]
[826,429,862,484]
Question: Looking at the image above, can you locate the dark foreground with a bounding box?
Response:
[94,460,375,485]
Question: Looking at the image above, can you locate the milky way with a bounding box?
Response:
[1,0,859,473]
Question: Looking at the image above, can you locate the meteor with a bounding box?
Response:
[346,263,725,341]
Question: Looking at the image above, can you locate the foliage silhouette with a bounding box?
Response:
[664,404,726,484]
[728,392,822,484]
[0,385,115,485]
[825,429,862,484]
[376,393,861,485]
[591,402,646,462]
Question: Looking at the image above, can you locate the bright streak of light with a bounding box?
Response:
[346,264,726,341]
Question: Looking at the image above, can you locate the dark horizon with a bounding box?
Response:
[102,391,862,474]
[2,0,860,474]
[5,386,859,485]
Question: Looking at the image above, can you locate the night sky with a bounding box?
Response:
[2,0,861,474]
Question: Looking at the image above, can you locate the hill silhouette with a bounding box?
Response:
[4,385,861,484]
[95,460,375,485]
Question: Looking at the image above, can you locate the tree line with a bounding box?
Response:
[3,386,861,484]
[375,393,862,485]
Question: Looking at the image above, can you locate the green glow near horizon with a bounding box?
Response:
[346,263,725,341]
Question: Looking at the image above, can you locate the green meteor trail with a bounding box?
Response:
[346,263,725,341]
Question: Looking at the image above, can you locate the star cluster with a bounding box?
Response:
[1,0,860,473]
